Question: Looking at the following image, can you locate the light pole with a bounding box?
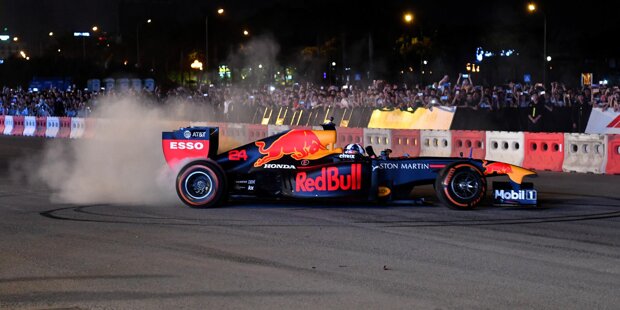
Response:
[136,18,152,67]
[528,3,547,86]
[206,8,225,79]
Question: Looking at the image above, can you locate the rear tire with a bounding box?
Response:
[176,160,227,208]
[435,163,486,210]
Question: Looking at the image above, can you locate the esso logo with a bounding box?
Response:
[170,141,204,150]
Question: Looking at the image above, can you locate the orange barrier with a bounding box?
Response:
[336,127,363,149]
[57,117,72,138]
[391,129,421,157]
[247,124,268,141]
[34,117,47,137]
[450,130,486,159]
[523,132,564,172]
[0,116,4,134]
[11,116,25,136]
[605,135,620,174]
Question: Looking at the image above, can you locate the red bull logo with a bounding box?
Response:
[483,162,513,175]
[254,130,328,167]
[296,164,362,192]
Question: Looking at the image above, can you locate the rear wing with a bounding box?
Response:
[162,127,219,168]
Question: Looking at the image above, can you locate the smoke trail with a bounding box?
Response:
[12,95,229,206]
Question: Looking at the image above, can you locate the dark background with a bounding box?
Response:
[0,0,618,87]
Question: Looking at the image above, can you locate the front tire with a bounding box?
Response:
[176,160,227,208]
[435,163,486,210]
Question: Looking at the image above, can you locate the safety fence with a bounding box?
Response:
[1,115,618,174]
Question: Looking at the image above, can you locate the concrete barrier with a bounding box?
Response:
[485,131,525,166]
[23,116,36,136]
[70,117,86,139]
[420,130,452,157]
[267,125,290,136]
[3,116,14,136]
[363,128,392,154]
[46,117,60,138]
[562,133,607,174]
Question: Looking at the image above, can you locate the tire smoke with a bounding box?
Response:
[14,95,232,206]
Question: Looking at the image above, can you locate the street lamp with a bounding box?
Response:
[217,8,224,15]
[92,26,98,32]
[403,13,414,24]
[48,32,54,37]
[546,56,552,62]
[136,18,152,67]
[527,2,547,85]
[13,36,18,42]
[243,29,249,36]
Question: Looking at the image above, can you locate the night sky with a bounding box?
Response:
[2,0,618,53]
[0,0,619,86]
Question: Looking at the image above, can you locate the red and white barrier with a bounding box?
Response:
[605,135,620,174]
[2,118,620,175]
[34,117,47,137]
[11,116,25,136]
[522,132,564,172]
[337,127,364,149]
[451,130,486,159]
[23,116,36,137]
[562,133,607,174]
[70,117,85,139]
[364,128,392,153]
[420,130,452,157]
[247,124,268,141]
[57,117,72,138]
[485,131,525,166]
[3,116,13,135]
[391,129,421,157]
[46,117,60,138]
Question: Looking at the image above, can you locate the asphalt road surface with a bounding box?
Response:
[1,136,619,309]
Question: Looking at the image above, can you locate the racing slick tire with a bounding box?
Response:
[176,159,227,208]
[435,162,486,210]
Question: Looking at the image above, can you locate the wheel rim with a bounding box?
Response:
[184,171,214,200]
[450,170,480,200]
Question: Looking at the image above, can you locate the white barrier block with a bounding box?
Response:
[485,131,525,166]
[23,116,36,136]
[420,130,452,157]
[363,128,392,153]
[268,125,290,136]
[46,117,60,138]
[3,116,13,136]
[562,133,607,174]
[70,118,85,139]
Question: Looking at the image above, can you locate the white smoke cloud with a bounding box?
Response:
[11,95,236,206]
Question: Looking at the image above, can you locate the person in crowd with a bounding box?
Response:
[571,93,591,133]
[527,92,544,132]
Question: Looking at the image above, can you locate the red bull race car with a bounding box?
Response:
[162,126,537,210]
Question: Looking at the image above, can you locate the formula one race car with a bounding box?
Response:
[162,126,537,209]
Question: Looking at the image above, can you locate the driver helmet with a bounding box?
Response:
[344,143,365,155]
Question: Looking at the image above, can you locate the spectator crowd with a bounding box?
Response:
[1,75,618,129]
